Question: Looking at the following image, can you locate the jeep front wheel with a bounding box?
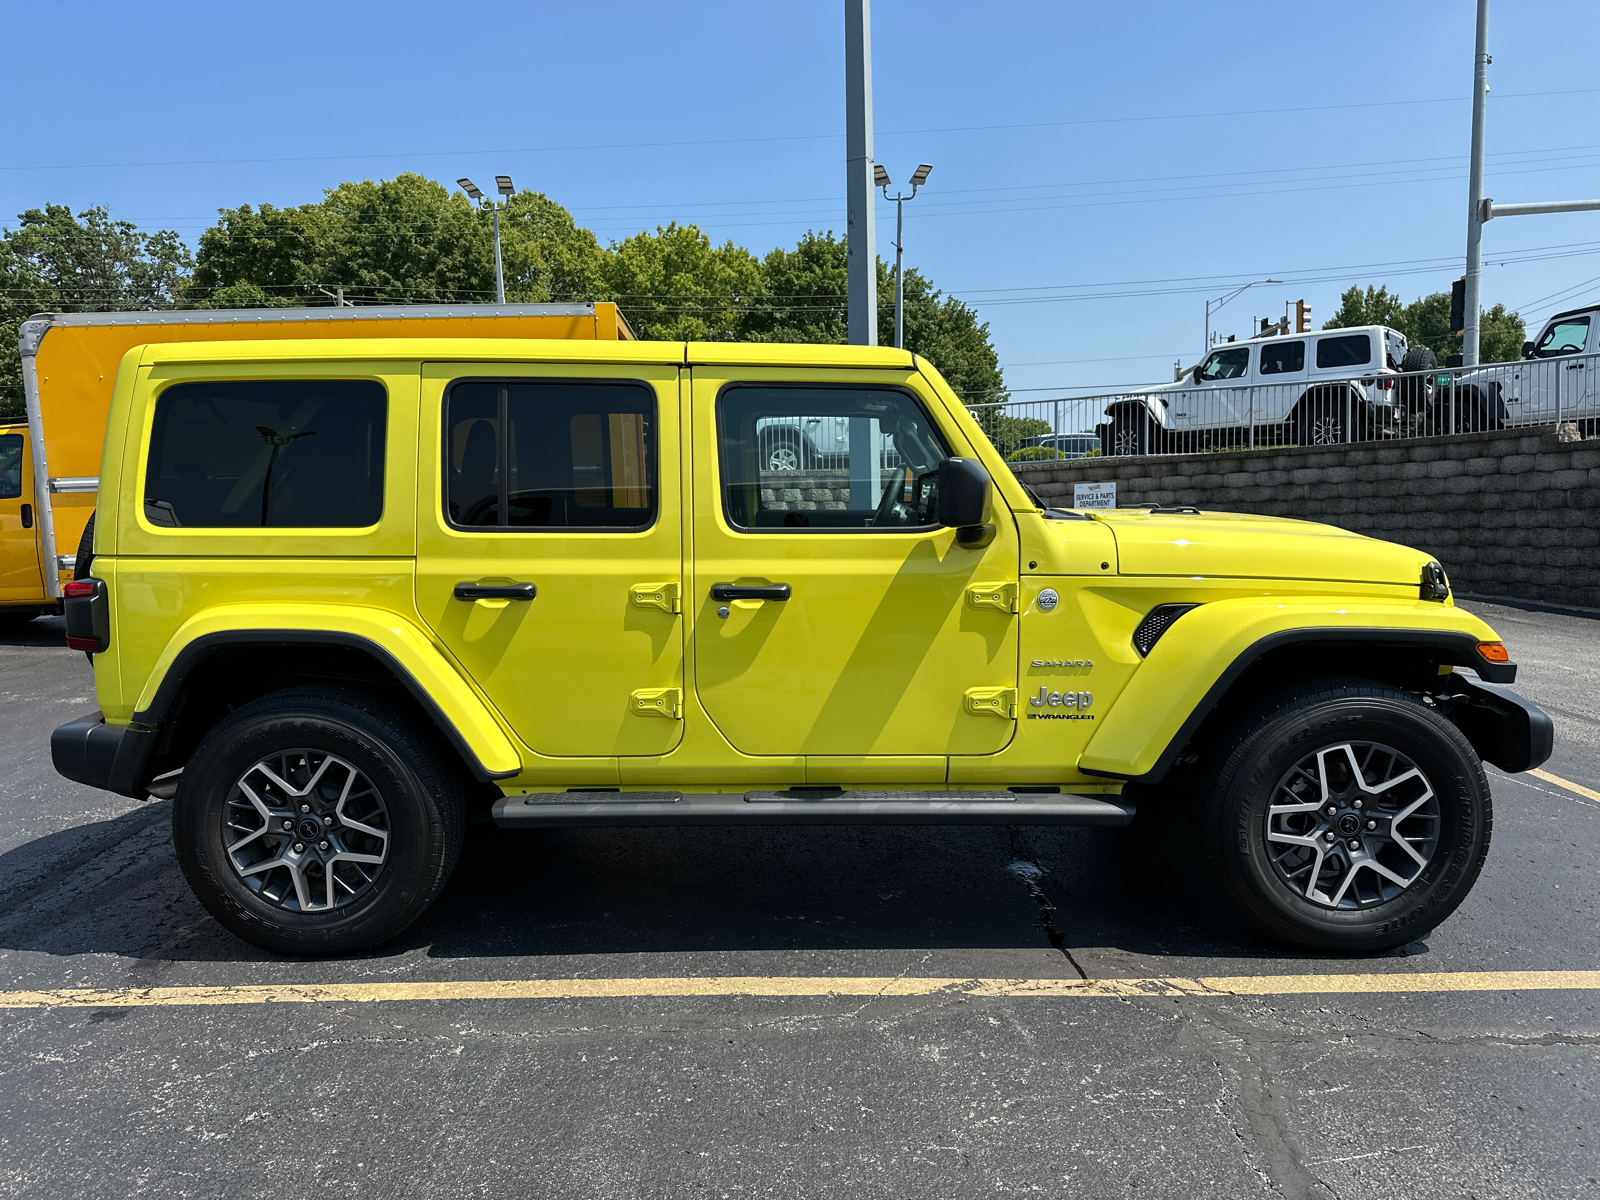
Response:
[1197,681,1491,952]
[173,689,465,955]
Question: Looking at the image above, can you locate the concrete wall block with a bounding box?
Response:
[1425,459,1465,479]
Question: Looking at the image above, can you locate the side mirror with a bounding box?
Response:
[937,457,992,546]
[1522,340,1536,359]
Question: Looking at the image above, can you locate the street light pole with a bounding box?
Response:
[878,163,932,350]
[458,175,516,304]
[1463,0,1490,367]
[1204,278,1281,357]
[844,0,877,346]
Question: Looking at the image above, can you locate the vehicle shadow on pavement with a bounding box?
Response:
[0,614,69,649]
[0,796,1285,966]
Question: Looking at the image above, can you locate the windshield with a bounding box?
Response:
[1535,317,1590,357]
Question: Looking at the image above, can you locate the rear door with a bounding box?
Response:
[687,366,1020,782]
[0,429,44,602]
[415,363,685,760]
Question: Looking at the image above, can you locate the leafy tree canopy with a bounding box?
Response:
[1323,283,1526,364]
[1,204,190,418]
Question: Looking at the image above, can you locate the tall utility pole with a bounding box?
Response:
[844,0,877,346]
[1463,0,1490,366]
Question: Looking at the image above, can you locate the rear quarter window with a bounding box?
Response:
[0,433,22,500]
[144,379,387,528]
[1315,334,1373,370]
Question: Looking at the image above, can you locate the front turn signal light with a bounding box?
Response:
[1477,641,1510,664]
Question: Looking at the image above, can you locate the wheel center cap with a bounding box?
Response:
[297,818,323,840]
[1335,813,1362,837]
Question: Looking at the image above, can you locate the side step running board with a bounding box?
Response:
[491,790,1134,829]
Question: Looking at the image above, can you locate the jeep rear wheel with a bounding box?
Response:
[1197,680,1491,952]
[173,689,465,955]
[1107,408,1156,457]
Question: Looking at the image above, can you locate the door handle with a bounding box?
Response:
[711,583,791,601]
[20,504,32,530]
[453,582,537,600]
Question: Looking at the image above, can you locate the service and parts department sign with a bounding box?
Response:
[1074,481,1116,509]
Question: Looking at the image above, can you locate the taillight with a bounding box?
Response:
[63,577,110,654]
[1379,377,1394,390]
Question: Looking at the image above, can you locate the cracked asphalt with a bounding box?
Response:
[1,599,1596,1199]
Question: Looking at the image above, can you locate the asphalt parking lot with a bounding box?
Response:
[1,599,1596,1199]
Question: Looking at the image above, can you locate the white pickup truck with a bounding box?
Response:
[1096,325,1434,455]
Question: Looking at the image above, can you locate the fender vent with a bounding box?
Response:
[1132,603,1199,657]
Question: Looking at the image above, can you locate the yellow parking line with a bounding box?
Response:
[1529,767,1600,804]
[1,970,1597,1010]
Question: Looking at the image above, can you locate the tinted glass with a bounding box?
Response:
[1536,318,1590,357]
[1316,334,1372,369]
[719,387,950,530]
[1198,347,1250,381]
[0,433,21,501]
[446,380,655,530]
[1258,340,1306,375]
[144,380,386,528]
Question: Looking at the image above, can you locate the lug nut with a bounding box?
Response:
[322,816,333,826]
[1366,819,1377,830]
[282,819,294,831]
[292,842,305,854]
[318,840,330,851]
[1325,806,1337,816]
[1352,799,1363,809]
[300,804,311,813]
[1347,839,1361,850]
[1324,831,1336,842]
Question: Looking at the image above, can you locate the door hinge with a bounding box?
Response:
[964,686,1017,719]
[967,582,1018,613]
[631,687,683,719]
[630,582,681,614]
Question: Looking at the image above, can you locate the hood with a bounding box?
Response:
[1090,508,1434,587]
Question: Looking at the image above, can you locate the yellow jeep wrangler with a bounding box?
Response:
[50,337,1552,955]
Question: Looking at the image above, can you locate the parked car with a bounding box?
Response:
[1095,325,1436,456]
[1006,433,1102,462]
[1451,304,1600,433]
[54,336,1550,957]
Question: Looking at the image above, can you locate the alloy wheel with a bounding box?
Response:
[222,749,390,913]
[1264,741,1440,909]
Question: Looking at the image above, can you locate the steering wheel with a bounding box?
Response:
[872,465,915,527]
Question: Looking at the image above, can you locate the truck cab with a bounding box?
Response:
[51,337,1551,956]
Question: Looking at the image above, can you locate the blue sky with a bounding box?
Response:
[5,0,1600,406]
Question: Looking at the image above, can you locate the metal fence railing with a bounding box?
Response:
[967,349,1600,462]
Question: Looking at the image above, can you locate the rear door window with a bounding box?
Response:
[1258,340,1306,375]
[144,380,387,528]
[1315,334,1373,370]
[445,379,655,530]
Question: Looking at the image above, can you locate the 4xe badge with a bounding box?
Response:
[1036,588,1059,612]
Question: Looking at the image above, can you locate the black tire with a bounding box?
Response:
[1397,347,1437,413]
[1196,679,1491,953]
[758,429,807,472]
[1293,389,1361,446]
[1107,407,1155,457]
[73,511,96,580]
[173,689,466,955]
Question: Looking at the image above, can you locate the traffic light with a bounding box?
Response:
[1294,300,1311,333]
[1450,277,1467,335]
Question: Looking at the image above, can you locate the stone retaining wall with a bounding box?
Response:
[1010,428,1600,610]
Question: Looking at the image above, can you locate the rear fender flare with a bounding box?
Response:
[134,604,522,782]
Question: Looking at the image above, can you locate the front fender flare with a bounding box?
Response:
[133,603,522,781]
[1078,596,1508,782]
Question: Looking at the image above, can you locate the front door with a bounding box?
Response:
[1180,345,1253,440]
[688,368,1019,773]
[415,364,685,759]
[0,429,43,602]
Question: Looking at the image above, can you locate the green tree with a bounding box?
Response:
[604,222,763,341]
[0,204,191,418]
[1323,284,1406,331]
[1324,282,1525,364]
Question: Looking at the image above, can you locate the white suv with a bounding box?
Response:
[1452,305,1599,432]
[1096,325,1432,455]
